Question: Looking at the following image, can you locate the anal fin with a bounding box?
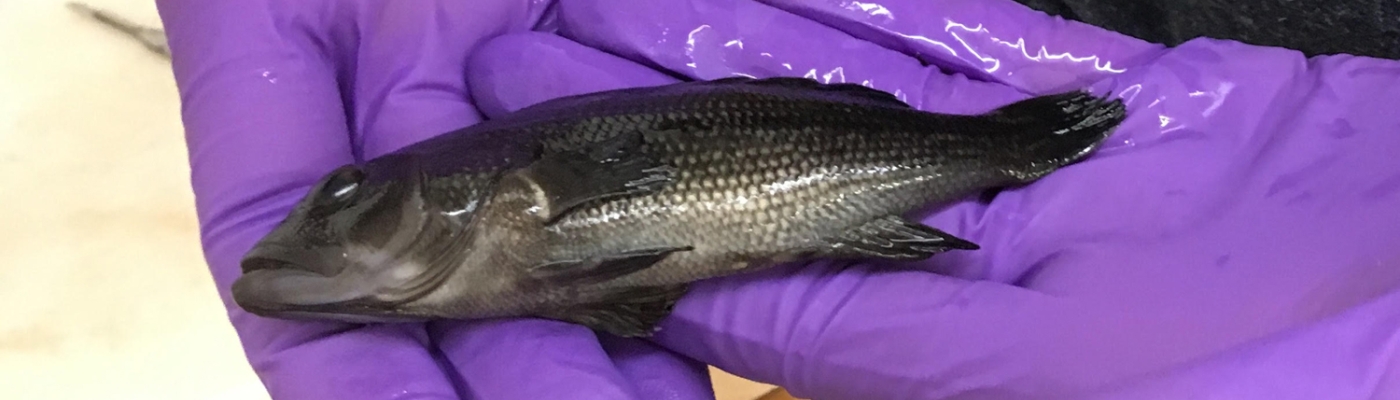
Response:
[822,215,979,260]
[538,284,690,338]
[528,246,692,285]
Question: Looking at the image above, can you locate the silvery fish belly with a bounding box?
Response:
[230,76,1127,337]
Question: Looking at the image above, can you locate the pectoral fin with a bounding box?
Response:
[538,284,690,337]
[822,215,979,260]
[528,246,693,285]
[517,130,677,223]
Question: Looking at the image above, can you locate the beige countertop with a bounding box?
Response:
[0,0,779,398]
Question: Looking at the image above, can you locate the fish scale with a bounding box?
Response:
[540,89,1072,288]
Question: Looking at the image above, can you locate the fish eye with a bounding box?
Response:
[322,166,365,202]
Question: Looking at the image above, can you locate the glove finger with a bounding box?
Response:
[348,0,552,156]
[466,33,680,119]
[658,259,1396,399]
[655,261,1215,400]
[441,32,713,400]
[427,319,716,400]
[755,0,1166,94]
[155,1,460,398]
[597,334,716,399]
[1085,286,1400,400]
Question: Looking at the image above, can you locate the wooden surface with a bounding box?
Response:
[0,1,268,398]
[0,0,782,399]
[755,387,806,400]
[712,368,783,399]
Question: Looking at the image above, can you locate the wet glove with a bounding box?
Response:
[155,1,714,399]
[465,0,1400,398]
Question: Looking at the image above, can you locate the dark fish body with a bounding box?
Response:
[231,77,1127,336]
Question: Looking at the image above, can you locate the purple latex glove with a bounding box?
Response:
[466,0,1400,399]
[155,1,714,399]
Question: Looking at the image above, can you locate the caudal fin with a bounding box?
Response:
[984,90,1127,182]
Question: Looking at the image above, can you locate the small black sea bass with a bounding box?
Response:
[232,77,1127,337]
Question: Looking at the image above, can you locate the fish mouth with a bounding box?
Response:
[233,242,374,313]
[232,245,445,322]
[230,267,432,324]
[239,243,342,276]
[232,266,361,309]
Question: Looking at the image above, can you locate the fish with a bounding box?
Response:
[231,76,1127,337]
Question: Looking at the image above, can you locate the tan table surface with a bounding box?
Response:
[0,1,780,398]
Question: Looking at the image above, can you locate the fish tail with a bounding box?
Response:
[983,90,1127,182]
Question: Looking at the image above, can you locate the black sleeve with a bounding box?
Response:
[1012,0,1400,60]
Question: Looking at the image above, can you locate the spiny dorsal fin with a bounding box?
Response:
[706,76,911,108]
[742,76,821,88]
[817,82,909,108]
[708,76,756,85]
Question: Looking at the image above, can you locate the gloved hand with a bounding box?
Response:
[465,0,1400,398]
[155,1,715,399]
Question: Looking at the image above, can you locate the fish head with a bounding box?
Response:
[230,156,461,323]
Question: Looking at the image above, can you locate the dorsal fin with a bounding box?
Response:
[707,76,756,85]
[742,76,820,88]
[818,82,909,108]
[712,76,910,108]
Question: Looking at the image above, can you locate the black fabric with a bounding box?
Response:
[1013,0,1400,60]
